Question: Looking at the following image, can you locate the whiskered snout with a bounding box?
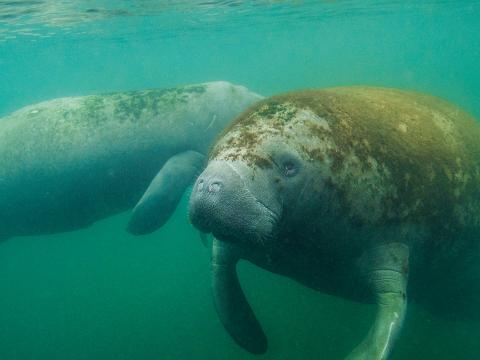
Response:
[189,160,280,246]
[189,173,226,234]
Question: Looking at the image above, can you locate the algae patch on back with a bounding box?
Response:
[80,84,207,125]
[0,84,210,175]
[210,100,302,167]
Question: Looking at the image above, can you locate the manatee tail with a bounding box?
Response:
[211,239,267,354]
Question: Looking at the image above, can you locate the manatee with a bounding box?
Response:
[0,81,262,240]
[189,86,480,359]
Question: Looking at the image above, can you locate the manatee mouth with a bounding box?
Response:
[250,199,280,243]
[214,198,280,248]
[191,188,279,247]
[189,161,281,247]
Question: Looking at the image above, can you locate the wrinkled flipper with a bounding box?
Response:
[347,242,409,360]
[211,239,267,354]
[127,151,205,235]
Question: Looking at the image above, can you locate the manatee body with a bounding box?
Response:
[0,81,262,240]
[189,87,480,359]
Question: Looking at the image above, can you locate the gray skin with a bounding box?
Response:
[0,81,262,240]
[189,87,480,359]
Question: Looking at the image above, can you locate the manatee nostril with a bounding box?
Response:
[197,179,204,191]
[208,181,222,193]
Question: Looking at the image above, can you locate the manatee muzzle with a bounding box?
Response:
[189,160,279,246]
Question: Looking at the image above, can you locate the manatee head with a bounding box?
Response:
[189,95,335,248]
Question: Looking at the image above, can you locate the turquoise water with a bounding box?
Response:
[1,1,480,359]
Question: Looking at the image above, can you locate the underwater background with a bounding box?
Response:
[0,1,479,359]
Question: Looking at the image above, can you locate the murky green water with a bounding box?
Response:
[0,1,479,359]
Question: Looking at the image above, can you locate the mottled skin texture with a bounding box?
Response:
[0,81,262,239]
[189,87,480,359]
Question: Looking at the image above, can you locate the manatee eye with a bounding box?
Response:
[283,160,298,177]
[271,152,300,178]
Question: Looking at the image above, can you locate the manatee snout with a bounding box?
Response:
[189,160,280,246]
[189,175,226,234]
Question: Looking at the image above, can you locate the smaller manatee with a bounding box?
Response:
[0,81,262,240]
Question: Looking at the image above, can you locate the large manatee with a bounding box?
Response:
[0,81,262,240]
[189,86,480,359]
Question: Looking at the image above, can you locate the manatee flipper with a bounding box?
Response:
[211,239,267,354]
[127,151,205,235]
[347,243,409,360]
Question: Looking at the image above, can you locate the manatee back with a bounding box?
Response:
[227,86,480,238]
[285,87,480,235]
